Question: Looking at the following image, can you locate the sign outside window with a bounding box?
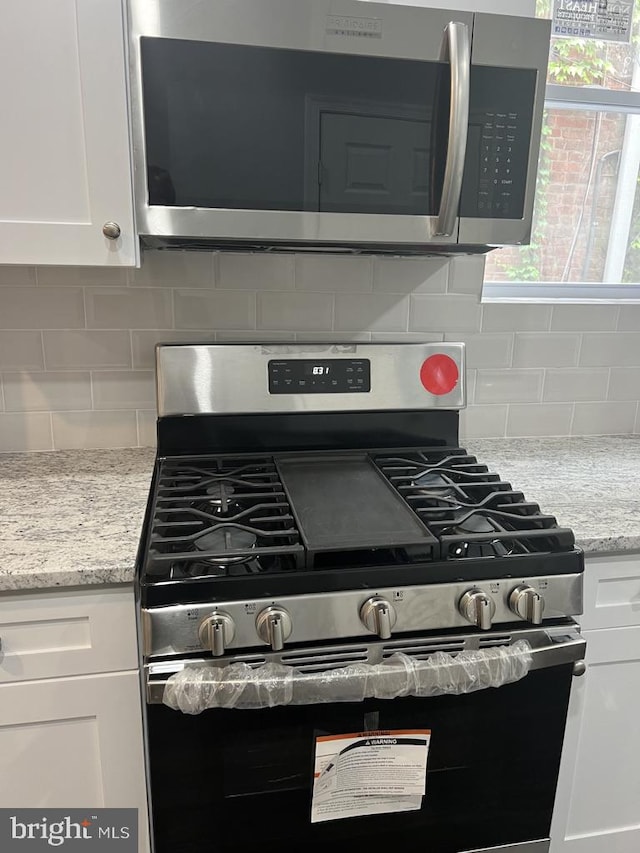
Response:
[552,0,634,43]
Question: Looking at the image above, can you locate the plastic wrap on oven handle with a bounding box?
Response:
[162,640,533,714]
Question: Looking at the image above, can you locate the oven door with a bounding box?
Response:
[144,627,585,853]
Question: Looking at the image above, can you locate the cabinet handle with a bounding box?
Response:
[103,221,121,240]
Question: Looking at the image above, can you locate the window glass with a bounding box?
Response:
[485,108,640,284]
[485,1,640,290]
[538,0,640,92]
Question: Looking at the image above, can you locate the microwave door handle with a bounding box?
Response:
[434,21,471,238]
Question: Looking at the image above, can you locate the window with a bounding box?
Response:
[484,0,640,299]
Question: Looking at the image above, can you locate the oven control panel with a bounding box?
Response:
[144,573,583,658]
[268,358,371,394]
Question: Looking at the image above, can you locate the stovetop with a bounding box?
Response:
[139,446,582,607]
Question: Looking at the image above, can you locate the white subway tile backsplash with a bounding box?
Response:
[295,332,371,342]
[572,401,637,435]
[444,333,513,368]
[409,295,481,332]
[220,253,295,290]
[0,331,44,370]
[51,410,138,449]
[216,330,291,341]
[513,333,580,368]
[460,405,507,439]
[579,333,640,367]
[175,290,256,330]
[130,250,214,287]
[0,249,638,447]
[371,333,444,342]
[0,412,53,451]
[447,256,485,296]
[257,292,333,331]
[3,372,91,412]
[543,368,608,402]
[551,304,618,332]
[481,303,551,332]
[91,371,156,410]
[335,294,408,332]
[86,287,173,329]
[373,258,447,294]
[616,305,640,331]
[0,287,84,329]
[131,330,215,369]
[137,410,157,447]
[0,267,37,286]
[465,369,477,404]
[38,266,127,287]
[297,255,372,292]
[636,402,640,434]
[43,331,132,370]
[475,369,543,404]
[506,404,573,436]
[608,367,640,401]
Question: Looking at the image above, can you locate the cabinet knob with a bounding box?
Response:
[102,221,121,240]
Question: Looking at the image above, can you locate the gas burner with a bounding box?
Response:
[197,482,241,516]
[193,528,258,565]
[443,514,511,559]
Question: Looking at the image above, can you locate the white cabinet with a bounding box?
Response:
[551,555,640,853]
[0,1,137,266]
[0,587,149,853]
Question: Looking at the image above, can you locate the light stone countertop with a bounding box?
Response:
[0,437,638,594]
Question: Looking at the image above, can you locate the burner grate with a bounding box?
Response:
[374,448,575,558]
[145,456,304,579]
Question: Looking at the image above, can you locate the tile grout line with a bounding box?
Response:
[48,411,55,451]
[604,365,612,401]
[568,402,577,436]
[40,330,47,371]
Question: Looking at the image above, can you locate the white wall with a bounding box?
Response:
[0,251,638,451]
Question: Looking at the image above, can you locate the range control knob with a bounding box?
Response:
[198,611,235,657]
[509,585,545,625]
[256,606,293,651]
[360,597,397,640]
[459,588,496,631]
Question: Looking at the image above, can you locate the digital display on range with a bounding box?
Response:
[268,359,371,394]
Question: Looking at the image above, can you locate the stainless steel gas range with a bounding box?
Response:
[137,342,585,853]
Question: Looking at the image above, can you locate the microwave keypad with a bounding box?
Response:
[479,112,518,216]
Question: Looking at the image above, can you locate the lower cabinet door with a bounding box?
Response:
[0,670,149,853]
[551,626,640,853]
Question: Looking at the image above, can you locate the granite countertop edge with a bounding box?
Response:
[0,438,638,595]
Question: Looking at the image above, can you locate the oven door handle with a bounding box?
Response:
[145,629,586,705]
[434,21,471,238]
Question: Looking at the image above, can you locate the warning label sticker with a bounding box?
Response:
[311,729,430,824]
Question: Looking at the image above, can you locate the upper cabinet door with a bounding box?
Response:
[0,0,137,266]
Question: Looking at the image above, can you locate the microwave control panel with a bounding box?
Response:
[460,65,537,220]
[268,359,371,394]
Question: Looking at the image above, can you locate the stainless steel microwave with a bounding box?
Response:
[128,0,551,255]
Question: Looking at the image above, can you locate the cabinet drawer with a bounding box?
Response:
[0,587,138,683]
[582,554,640,631]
